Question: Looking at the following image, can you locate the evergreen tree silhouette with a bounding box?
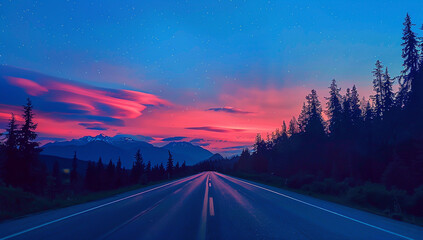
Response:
[159,163,165,178]
[350,85,362,127]
[106,160,115,188]
[237,148,252,172]
[326,79,343,138]
[398,14,419,108]
[70,151,78,189]
[131,149,144,183]
[253,134,268,172]
[382,67,395,114]
[146,161,152,177]
[18,98,45,192]
[181,161,186,173]
[3,113,19,186]
[297,103,308,132]
[96,157,105,190]
[115,157,123,187]
[372,60,384,118]
[175,162,180,175]
[166,150,174,178]
[280,121,288,141]
[304,90,326,138]
[288,117,299,136]
[84,161,96,191]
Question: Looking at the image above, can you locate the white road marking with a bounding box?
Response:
[217,173,414,240]
[209,197,215,216]
[0,173,202,240]
[198,173,210,240]
[209,182,211,187]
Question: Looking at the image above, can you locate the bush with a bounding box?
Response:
[301,178,349,196]
[407,185,423,216]
[0,186,50,221]
[347,183,401,211]
[287,173,315,188]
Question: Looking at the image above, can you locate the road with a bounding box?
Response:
[0,171,422,240]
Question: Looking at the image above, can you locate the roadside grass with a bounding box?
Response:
[227,172,423,227]
[0,178,173,222]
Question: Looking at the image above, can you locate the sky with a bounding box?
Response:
[1,0,423,155]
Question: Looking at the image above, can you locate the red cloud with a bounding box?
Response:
[186,126,246,133]
[7,77,48,96]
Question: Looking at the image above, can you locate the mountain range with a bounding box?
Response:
[42,134,213,168]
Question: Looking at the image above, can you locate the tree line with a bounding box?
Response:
[233,14,423,216]
[0,100,191,197]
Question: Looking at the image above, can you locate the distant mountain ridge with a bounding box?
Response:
[42,134,213,168]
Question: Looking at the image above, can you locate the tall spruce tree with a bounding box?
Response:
[341,88,353,132]
[372,60,384,118]
[382,67,395,114]
[166,150,174,178]
[326,79,343,137]
[70,151,78,188]
[298,103,308,132]
[398,14,419,108]
[280,121,288,141]
[19,98,44,192]
[288,117,299,136]
[304,90,326,138]
[350,85,362,127]
[131,149,144,183]
[116,157,123,187]
[3,114,19,186]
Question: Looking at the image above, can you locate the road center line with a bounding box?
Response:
[217,173,414,240]
[198,173,210,240]
[0,173,202,240]
[209,197,215,216]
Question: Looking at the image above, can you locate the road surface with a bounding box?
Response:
[0,172,422,240]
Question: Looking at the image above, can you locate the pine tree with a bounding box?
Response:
[237,148,252,172]
[382,67,395,114]
[288,117,299,136]
[84,161,96,191]
[52,160,62,196]
[280,121,288,141]
[298,103,308,132]
[304,90,326,138]
[106,160,115,188]
[341,88,353,133]
[3,114,19,186]
[131,149,144,183]
[115,157,123,187]
[398,14,419,108]
[146,161,152,174]
[175,162,180,175]
[326,79,343,137]
[372,60,384,118]
[181,161,186,172]
[401,13,419,81]
[253,133,268,172]
[70,151,78,188]
[350,85,362,127]
[166,150,174,178]
[363,100,374,125]
[18,98,44,192]
[96,157,104,190]
[159,163,165,178]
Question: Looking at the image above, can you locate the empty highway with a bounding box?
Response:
[0,172,422,240]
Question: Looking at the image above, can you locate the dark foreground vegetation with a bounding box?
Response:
[199,14,423,226]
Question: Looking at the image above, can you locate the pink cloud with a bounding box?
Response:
[7,77,48,96]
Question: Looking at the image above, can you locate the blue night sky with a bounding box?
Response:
[0,0,422,154]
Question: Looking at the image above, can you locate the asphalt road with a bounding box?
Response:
[0,171,422,240]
